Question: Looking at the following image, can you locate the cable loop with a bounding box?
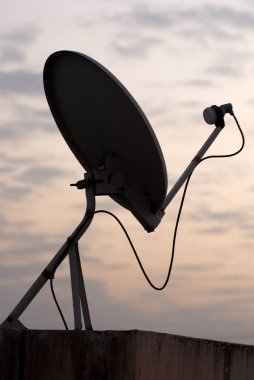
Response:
[94,113,244,290]
[50,112,244,328]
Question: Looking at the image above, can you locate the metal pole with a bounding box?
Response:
[68,242,93,330]
[1,180,96,329]
[69,244,83,330]
[161,126,223,211]
[75,243,93,330]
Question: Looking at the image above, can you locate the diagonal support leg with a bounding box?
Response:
[1,176,95,329]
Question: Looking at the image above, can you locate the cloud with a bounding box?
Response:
[0,119,54,140]
[17,165,66,184]
[2,24,40,45]
[0,153,41,173]
[177,263,220,273]
[190,208,245,222]
[176,100,202,109]
[106,4,254,36]
[171,5,254,44]
[0,24,40,65]
[205,48,253,79]
[0,184,32,200]
[0,118,57,140]
[0,102,55,141]
[113,33,162,58]
[200,226,227,234]
[203,4,254,29]
[206,65,242,77]
[0,46,26,64]
[0,70,43,95]
[188,206,254,239]
[182,79,215,87]
[0,227,61,268]
[92,1,254,78]
[0,214,8,228]
[111,3,172,28]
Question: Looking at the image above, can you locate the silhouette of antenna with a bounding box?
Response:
[1,51,242,330]
[44,50,168,232]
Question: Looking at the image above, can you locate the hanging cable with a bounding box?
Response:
[50,112,244,326]
[94,112,245,290]
[50,278,69,330]
[94,175,191,290]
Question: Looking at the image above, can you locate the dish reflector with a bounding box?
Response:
[43,51,167,231]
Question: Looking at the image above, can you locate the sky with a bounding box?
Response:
[0,0,254,345]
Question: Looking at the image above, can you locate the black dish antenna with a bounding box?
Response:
[1,51,243,330]
[44,50,168,232]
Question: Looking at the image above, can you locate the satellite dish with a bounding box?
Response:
[43,50,168,231]
[1,49,241,331]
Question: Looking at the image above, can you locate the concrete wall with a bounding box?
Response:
[1,328,254,380]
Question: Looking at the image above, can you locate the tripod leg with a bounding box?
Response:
[69,244,82,329]
[1,274,49,329]
[75,243,93,331]
[1,182,96,329]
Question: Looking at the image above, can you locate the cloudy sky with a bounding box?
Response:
[1,0,254,345]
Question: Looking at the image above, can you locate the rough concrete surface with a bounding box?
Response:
[0,328,254,380]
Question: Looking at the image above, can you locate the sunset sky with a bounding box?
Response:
[1,0,254,344]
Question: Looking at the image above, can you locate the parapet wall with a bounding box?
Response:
[1,328,254,380]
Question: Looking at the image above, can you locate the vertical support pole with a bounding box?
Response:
[75,243,93,331]
[69,244,83,330]
[68,243,93,330]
